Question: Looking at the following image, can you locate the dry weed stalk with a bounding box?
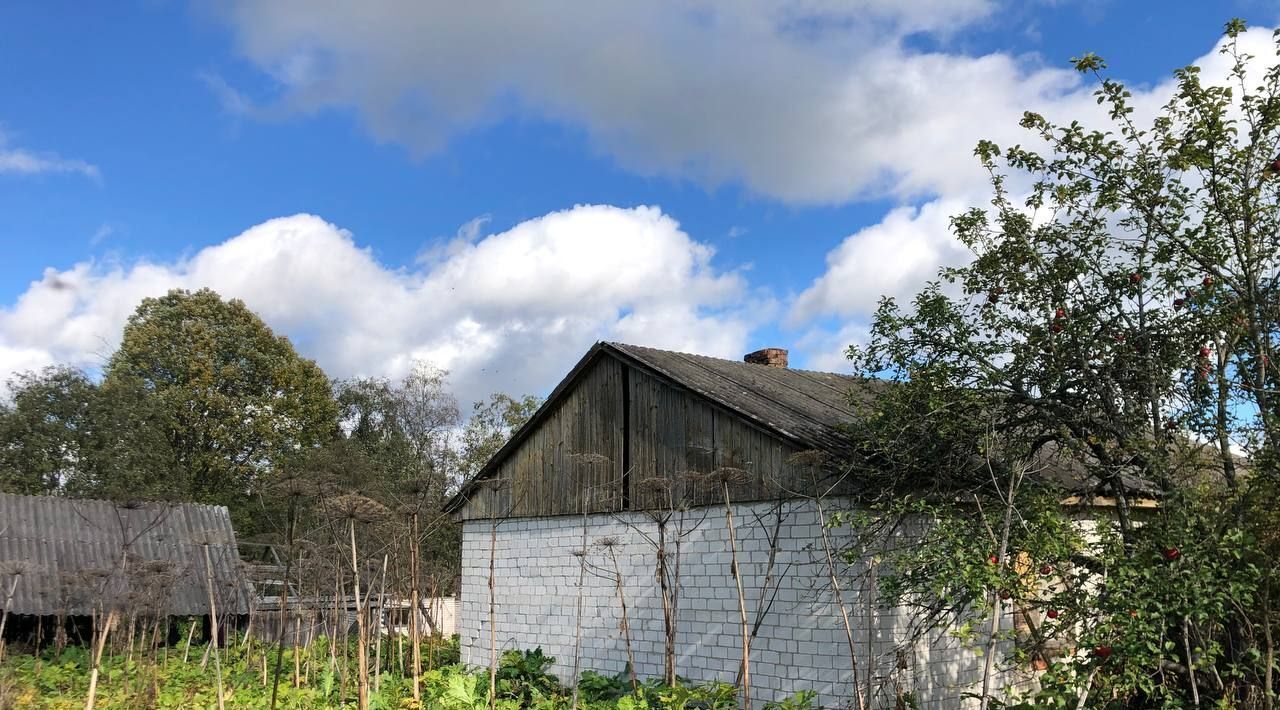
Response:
[710,466,754,710]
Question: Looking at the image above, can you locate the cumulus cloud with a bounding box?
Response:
[785,26,1280,367]
[789,198,972,325]
[207,1,1095,204]
[0,128,100,180]
[0,206,760,405]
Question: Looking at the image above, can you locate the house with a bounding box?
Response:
[444,342,1044,707]
[0,492,251,643]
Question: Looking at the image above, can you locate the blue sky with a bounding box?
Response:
[1,1,1277,405]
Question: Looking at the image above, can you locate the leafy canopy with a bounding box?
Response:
[103,288,337,519]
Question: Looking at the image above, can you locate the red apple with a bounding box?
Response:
[1093,645,1113,659]
[1173,298,1186,309]
[1272,158,1280,172]
[1129,273,1142,284]
[1199,346,1211,358]
[1046,609,1060,620]
[1039,564,1052,576]
[1163,547,1181,561]
[988,554,999,565]
[1202,276,1214,287]
[1051,323,1064,333]
[1054,307,1066,319]
[1114,333,1126,343]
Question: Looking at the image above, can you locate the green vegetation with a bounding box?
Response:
[0,640,816,709]
[839,19,1280,707]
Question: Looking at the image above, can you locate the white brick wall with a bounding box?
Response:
[459,500,1024,708]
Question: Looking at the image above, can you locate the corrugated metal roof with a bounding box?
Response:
[0,493,251,616]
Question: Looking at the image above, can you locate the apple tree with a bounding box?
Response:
[840,21,1280,707]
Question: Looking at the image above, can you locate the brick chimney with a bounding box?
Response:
[743,347,788,368]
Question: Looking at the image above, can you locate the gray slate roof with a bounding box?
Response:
[0,493,251,616]
[606,342,870,457]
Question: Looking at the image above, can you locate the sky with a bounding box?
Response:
[1,1,1278,407]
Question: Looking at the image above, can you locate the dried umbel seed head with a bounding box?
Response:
[0,561,34,577]
[570,452,613,467]
[138,560,177,577]
[401,477,432,498]
[786,450,828,469]
[595,536,619,549]
[319,493,391,524]
[272,470,311,499]
[637,476,676,494]
[708,467,751,486]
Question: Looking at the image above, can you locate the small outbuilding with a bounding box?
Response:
[0,492,251,642]
[447,342,1050,707]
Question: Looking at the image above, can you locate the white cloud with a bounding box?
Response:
[785,26,1280,368]
[0,207,760,405]
[789,198,972,325]
[0,128,100,180]
[208,1,1096,204]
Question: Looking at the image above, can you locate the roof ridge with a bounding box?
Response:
[606,341,857,380]
[0,491,226,512]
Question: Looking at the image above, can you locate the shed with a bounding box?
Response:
[445,342,873,521]
[445,342,1060,708]
[0,492,251,617]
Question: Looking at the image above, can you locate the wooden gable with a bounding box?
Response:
[449,348,839,522]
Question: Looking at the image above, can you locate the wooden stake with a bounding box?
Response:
[84,610,117,710]
[203,545,226,710]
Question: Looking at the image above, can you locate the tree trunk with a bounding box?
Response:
[979,466,1020,710]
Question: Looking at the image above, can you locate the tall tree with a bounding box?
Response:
[0,367,96,495]
[103,288,337,526]
[0,367,175,500]
[844,21,1280,706]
